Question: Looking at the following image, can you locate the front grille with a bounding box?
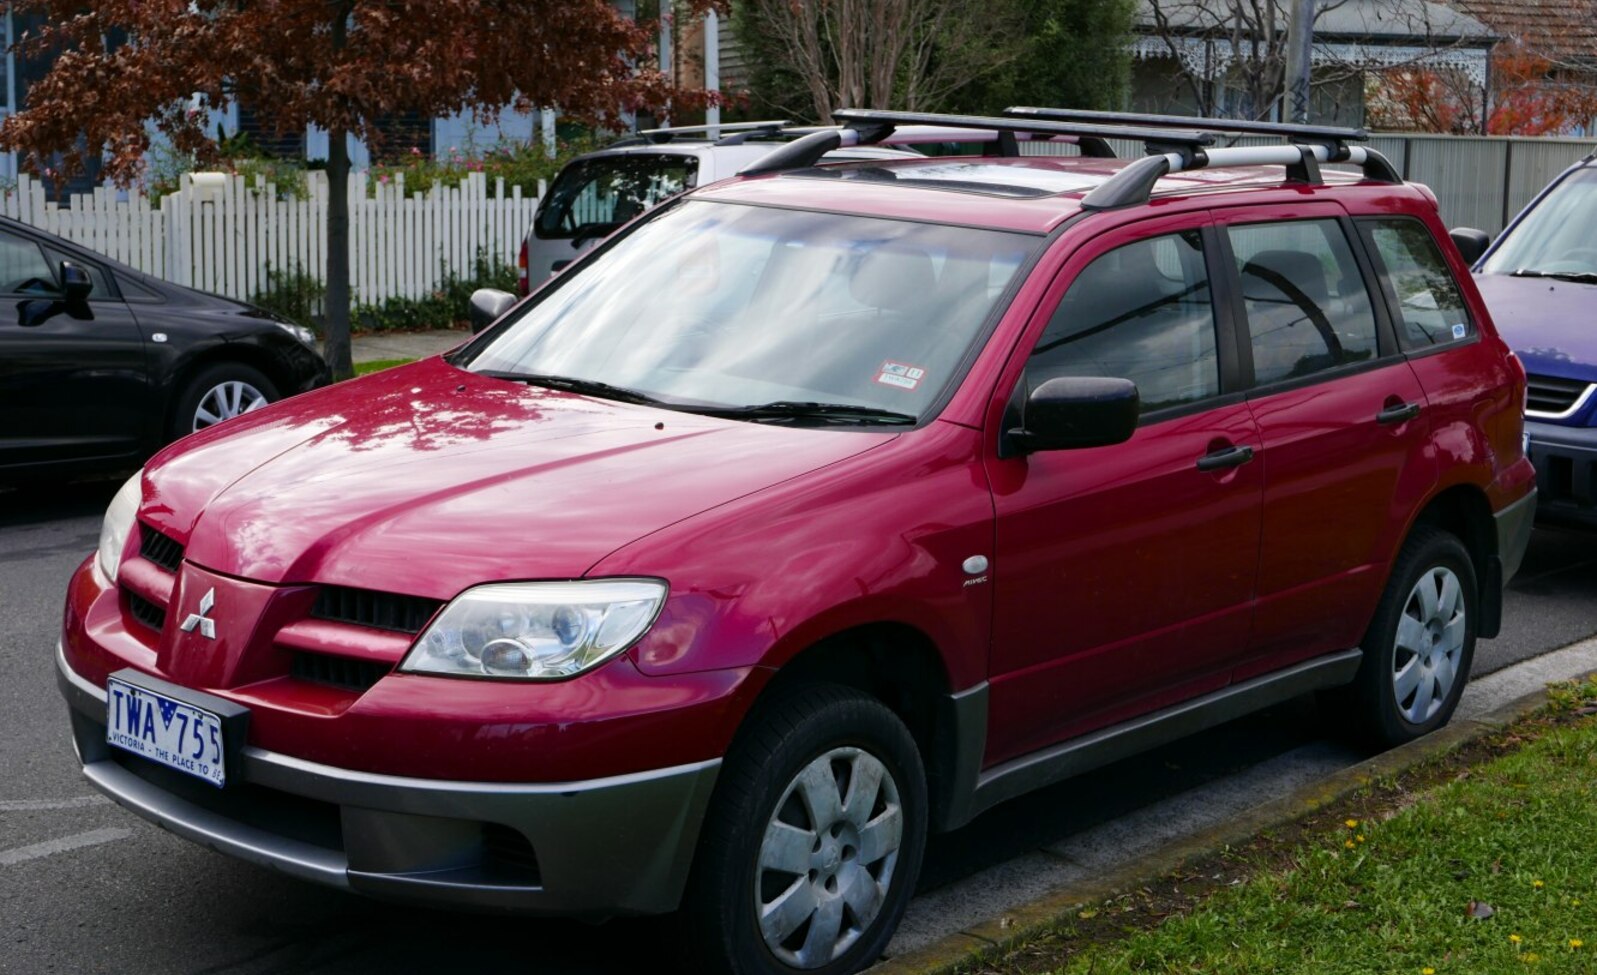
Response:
[311,586,442,634]
[1526,375,1593,416]
[125,590,167,631]
[137,525,184,572]
[290,652,392,691]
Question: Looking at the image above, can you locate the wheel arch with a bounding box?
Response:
[162,342,294,434]
[1408,482,1500,637]
[739,622,970,834]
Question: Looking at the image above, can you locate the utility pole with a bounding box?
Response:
[1283,0,1314,123]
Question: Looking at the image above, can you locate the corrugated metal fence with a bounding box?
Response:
[1028,133,1596,236]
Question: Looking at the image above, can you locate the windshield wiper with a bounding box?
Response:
[1509,268,1597,284]
[475,370,666,406]
[695,400,918,425]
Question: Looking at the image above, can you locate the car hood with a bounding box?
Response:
[1474,272,1597,378]
[142,357,895,598]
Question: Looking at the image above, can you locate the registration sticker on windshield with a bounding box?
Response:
[877,361,926,391]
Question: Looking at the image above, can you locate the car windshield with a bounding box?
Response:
[465,200,1038,422]
[533,154,698,241]
[1482,167,1597,279]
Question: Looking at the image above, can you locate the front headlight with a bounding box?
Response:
[96,470,143,583]
[401,579,667,681]
[274,321,318,347]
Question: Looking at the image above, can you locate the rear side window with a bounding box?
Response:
[1228,219,1379,386]
[1026,230,1220,414]
[1358,218,1473,349]
[533,155,698,241]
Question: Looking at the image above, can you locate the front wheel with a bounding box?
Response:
[1339,527,1477,748]
[686,684,928,975]
[169,363,279,440]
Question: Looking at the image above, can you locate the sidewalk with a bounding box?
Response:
[348,328,470,364]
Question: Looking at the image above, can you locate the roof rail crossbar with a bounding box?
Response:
[636,119,792,144]
[831,108,1214,159]
[1081,142,1400,210]
[1005,107,1369,147]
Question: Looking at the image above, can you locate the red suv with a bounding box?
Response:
[60,109,1535,975]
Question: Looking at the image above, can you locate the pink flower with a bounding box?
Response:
[379,174,389,184]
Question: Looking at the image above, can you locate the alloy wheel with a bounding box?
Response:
[192,380,269,431]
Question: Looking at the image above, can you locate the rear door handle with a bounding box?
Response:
[1376,402,1422,425]
[1195,444,1255,471]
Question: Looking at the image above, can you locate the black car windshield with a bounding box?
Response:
[533,154,698,241]
[1482,167,1597,279]
[466,201,1038,422]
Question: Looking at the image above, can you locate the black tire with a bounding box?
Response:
[1333,527,1477,748]
[168,363,279,442]
[685,684,928,975]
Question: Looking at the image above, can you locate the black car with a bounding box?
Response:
[0,214,329,480]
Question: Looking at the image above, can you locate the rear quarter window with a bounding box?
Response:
[1357,217,1473,350]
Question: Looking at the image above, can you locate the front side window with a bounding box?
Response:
[533,155,698,241]
[1229,219,1379,386]
[1359,218,1472,348]
[1026,230,1220,415]
[0,230,57,295]
[468,201,1039,421]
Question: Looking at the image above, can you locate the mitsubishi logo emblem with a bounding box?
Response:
[179,587,217,640]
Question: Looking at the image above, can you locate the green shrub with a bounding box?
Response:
[250,263,326,328]
[250,251,515,335]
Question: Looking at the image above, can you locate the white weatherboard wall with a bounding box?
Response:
[0,170,543,306]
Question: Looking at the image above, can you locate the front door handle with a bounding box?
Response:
[1195,444,1255,472]
[1376,401,1422,425]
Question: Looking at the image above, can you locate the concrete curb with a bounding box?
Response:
[868,675,1589,975]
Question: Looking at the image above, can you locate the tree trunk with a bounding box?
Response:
[324,128,353,381]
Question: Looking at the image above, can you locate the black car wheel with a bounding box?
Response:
[170,363,279,440]
[687,684,927,975]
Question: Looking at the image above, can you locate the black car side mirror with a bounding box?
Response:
[1450,227,1491,266]
[467,288,517,334]
[1008,377,1139,454]
[61,260,92,317]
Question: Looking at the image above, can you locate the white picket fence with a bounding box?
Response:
[0,170,544,307]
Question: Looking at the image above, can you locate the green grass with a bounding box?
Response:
[353,357,415,376]
[1017,688,1597,975]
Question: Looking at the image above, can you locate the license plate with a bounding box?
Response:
[106,677,227,787]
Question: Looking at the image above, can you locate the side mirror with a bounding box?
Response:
[467,288,517,334]
[1450,227,1491,267]
[1008,377,1139,453]
[61,260,92,315]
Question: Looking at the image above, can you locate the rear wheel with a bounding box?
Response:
[686,684,927,975]
[169,363,278,440]
[1337,527,1477,748]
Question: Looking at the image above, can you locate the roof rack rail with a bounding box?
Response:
[637,119,792,144]
[1006,107,1368,148]
[740,108,1217,176]
[1080,142,1402,211]
[1005,105,1400,203]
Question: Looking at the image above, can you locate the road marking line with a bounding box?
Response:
[0,827,132,866]
[0,796,111,812]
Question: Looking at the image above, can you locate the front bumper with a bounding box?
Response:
[58,643,719,916]
[1526,419,1597,528]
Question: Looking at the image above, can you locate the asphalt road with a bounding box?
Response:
[3,480,1595,974]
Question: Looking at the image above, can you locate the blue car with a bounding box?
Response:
[1473,149,1597,528]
